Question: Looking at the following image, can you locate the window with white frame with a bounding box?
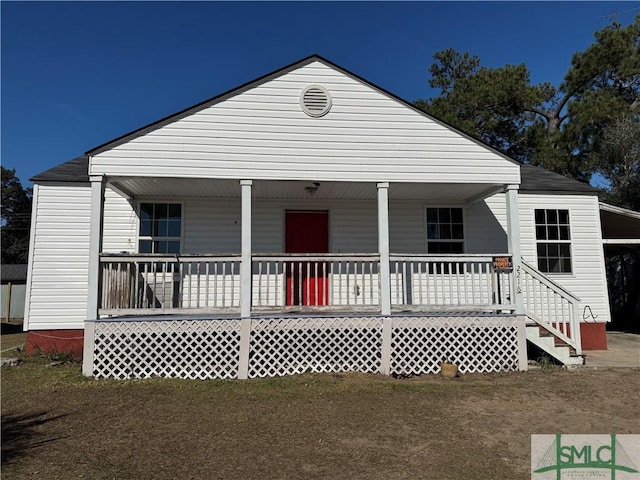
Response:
[426,207,464,253]
[535,209,572,273]
[138,203,182,254]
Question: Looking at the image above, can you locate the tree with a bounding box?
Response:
[590,114,640,210]
[1,167,32,264]
[415,15,640,187]
[415,54,549,162]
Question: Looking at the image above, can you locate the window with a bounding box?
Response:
[535,209,572,273]
[426,207,464,253]
[138,203,182,254]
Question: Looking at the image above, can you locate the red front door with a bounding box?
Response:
[285,211,329,306]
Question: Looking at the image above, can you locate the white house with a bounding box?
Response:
[24,55,611,379]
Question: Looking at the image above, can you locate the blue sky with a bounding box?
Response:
[2,1,638,186]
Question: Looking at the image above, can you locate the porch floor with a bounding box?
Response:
[98,310,518,322]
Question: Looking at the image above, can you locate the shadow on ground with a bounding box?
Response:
[1,411,68,465]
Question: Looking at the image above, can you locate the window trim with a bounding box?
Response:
[424,205,466,254]
[534,208,573,275]
[136,201,184,254]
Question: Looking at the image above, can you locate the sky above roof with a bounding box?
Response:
[2,1,637,186]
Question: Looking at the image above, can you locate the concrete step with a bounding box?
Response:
[525,324,584,366]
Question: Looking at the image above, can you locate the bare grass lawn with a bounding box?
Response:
[1,350,638,479]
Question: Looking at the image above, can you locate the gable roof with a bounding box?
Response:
[85,54,518,167]
[30,55,596,194]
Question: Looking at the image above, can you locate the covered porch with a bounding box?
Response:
[89,176,525,318]
[82,175,585,378]
[81,176,535,378]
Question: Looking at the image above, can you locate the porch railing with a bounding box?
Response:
[252,254,380,310]
[389,254,514,311]
[521,261,582,354]
[99,253,514,315]
[100,254,241,314]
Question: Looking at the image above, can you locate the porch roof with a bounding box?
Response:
[600,202,640,241]
[108,177,504,201]
[32,155,600,197]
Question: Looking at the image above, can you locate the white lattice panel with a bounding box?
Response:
[248,317,383,378]
[93,319,241,379]
[391,316,519,375]
[89,314,521,380]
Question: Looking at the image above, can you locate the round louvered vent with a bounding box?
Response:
[300,85,332,117]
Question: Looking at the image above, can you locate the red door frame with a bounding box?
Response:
[285,211,329,306]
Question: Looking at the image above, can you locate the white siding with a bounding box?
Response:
[517,194,610,323]
[102,187,137,253]
[465,194,508,254]
[471,191,610,323]
[25,183,91,330]
[183,199,241,253]
[389,203,425,253]
[253,202,282,253]
[331,203,377,253]
[123,198,399,255]
[107,197,510,256]
[91,61,520,185]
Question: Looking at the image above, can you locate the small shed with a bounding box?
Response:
[1,264,28,323]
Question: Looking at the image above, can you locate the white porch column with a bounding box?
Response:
[238,179,253,379]
[377,182,391,315]
[505,184,524,315]
[83,175,105,376]
[86,176,105,319]
[377,182,393,376]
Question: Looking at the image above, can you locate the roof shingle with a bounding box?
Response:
[30,156,89,183]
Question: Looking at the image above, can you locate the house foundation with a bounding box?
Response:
[26,329,84,360]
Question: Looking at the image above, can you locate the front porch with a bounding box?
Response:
[82,177,584,378]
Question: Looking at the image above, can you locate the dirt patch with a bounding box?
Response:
[2,360,638,479]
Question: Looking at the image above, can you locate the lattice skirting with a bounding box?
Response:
[249,317,383,378]
[391,316,520,375]
[88,315,522,379]
[92,319,242,379]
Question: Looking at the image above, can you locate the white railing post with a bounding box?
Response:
[377,182,392,376]
[238,180,253,379]
[571,301,583,355]
[84,175,105,377]
[505,185,524,315]
[516,316,528,371]
[82,320,96,376]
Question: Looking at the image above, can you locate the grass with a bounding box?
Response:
[1,330,26,357]
[1,351,639,479]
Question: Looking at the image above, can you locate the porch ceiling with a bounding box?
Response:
[111,177,501,201]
